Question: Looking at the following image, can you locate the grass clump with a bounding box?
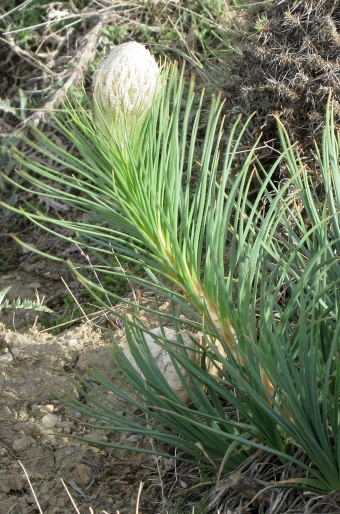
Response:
[2,49,340,501]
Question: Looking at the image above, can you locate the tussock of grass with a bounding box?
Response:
[2,1,340,513]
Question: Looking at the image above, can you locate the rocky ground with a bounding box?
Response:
[0,255,190,514]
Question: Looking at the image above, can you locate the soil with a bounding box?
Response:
[0,254,184,514]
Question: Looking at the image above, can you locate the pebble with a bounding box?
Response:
[0,473,25,493]
[2,406,11,417]
[74,463,92,486]
[0,352,13,363]
[41,413,60,429]
[125,434,144,443]
[12,436,35,451]
[10,346,20,359]
[39,404,55,414]
[27,281,42,290]
[68,338,84,350]
[21,263,36,272]
[87,433,108,443]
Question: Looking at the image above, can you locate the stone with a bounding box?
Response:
[10,346,20,359]
[12,436,35,451]
[39,404,55,414]
[27,281,42,290]
[123,327,227,404]
[40,413,60,429]
[123,327,201,404]
[68,338,83,350]
[74,463,92,486]
[0,352,13,363]
[2,406,11,417]
[0,473,25,493]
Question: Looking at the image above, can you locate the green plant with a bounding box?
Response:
[39,295,86,335]
[0,286,52,313]
[0,0,64,46]
[2,60,340,494]
[93,41,160,141]
[0,130,28,227]
[102,25,129,44]
[0,138,20,218]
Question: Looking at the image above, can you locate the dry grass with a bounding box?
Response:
[222,0,340,170]
[207,451,340,514]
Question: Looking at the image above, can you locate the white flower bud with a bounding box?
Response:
[93,42,160,140]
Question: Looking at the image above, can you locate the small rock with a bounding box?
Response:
[17,409,29,421]
[26,494,36,504]
[123,327,226,404]
[74,463,92,486]
[41,413,60,429]
[125,434,144,443]
[0,352,13,363]
[2,406,11,417]
[39,404,55,414]
[0,473,25,493]
[28,281,42,290]
[56,497,68,508]
[68,338,84,350]
[12,436,35,451]
[68,280,80,289]
[64,354,79,365]
[123,327,199,403]
[10,346,20,359]
[87,433,107,443]
[21,262,35,271]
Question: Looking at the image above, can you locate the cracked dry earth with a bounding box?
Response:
[0,268,177,514]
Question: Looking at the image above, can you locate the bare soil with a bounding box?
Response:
[0,255,180,514]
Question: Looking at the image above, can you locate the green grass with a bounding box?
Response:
[2,59,340,493]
